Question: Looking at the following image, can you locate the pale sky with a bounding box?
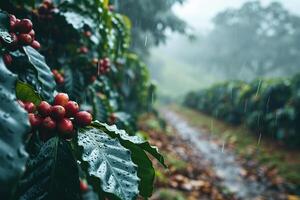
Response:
[173,0,300,31]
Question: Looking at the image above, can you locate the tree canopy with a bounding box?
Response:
[114,0,187,56]
[203,1,300,78]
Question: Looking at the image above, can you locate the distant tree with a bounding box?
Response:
[113,0,187,56]
[203,1,300,78]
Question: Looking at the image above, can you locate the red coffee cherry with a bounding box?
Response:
[54,93,69,106]
[108,113,117,124]
[79,46,89,54]
[84,31,92,37]
[58,118,73,135]
[3,54,12,66]
[75,111,92,127]
[64,101,79,117]
[18,34,33,45]
[55,74,64,84]
[38,101,52,117]
[9,15,17,27]
[28,29,35,39]
[42,116,56,130]
[50,105,66,120]
[25,102,36,113]
[29,113,42,128]
[31,40,41,49]
[43,0,54,8]
[80,180,89,192]
[15,19,33,33]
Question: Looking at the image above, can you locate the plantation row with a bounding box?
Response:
[184,74,300,147]
[0,0,163,200]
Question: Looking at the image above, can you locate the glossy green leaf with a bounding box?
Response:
[0,10,13,43]
[17,137,81,200]
[0,58,30,199]
[94,122,167,168]
[78,127,139,200]
[63,67,85,100]
[16,81,42,105]
[23,46,56,102]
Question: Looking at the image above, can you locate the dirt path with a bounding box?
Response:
[161,109,289,200]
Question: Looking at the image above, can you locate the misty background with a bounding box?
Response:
[143,0,300,100]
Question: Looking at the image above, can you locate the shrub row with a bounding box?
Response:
[184,74,300,147]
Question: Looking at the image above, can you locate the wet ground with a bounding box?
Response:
[159,109,289,200]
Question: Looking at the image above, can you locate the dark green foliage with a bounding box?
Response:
[17,137,81,200]
[0,1,161,199]
[184,75,300,147]
[0,58,30,199]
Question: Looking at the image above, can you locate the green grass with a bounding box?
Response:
[170,105,300,185]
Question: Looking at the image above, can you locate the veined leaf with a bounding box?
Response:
[93,122,167,168]
[23,46,56,102]
[16,81,42,105]
[78,127,139,200]
[0,58,30,198]
[63,67,85,101]
[17,137,81,200]
[92,122,162,197]
[0,10,13,43]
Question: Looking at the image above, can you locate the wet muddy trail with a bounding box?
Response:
[161,109,288,200]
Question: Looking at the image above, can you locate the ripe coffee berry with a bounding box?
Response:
[109,113,117,124]
[3,54,12,66]
[31,40,41,49]
[25,102,36,113]
[42,117,56,130]
[79,46,89,54]
[50,105,65,120]
[84,31,92,37]
[80,180,89,192]
[28,29,35,38]
[9,15,17,27]
[75,111,92,127]
[58,118,73,135]
[29,113,42,128]
[38,101,52,117]
[54,93,69,106]
[65,101,79,117]
[15,19,33,33]
[18,34,33,45]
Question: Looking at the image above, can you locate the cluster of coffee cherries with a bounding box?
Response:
[38,0,55,20]
[98,58,111,74]
[52,69,64,84]
[2,15,40,66]
[19,93,92,141]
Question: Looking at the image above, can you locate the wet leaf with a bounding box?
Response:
[0,58,30,198]
[78,127,139,200]
[17,137,81,200]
